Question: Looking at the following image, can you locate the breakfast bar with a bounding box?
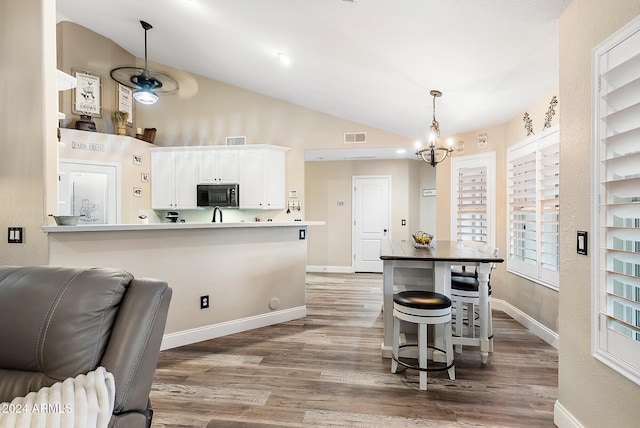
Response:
[43,221,324,350]
[380,240,504,363]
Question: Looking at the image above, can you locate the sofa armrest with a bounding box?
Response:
[99,278,172,415]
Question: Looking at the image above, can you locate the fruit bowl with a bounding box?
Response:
[412,231,434,248]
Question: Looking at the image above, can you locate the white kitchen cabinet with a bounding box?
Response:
[56,70,76,120]
[239,148,286,210]
[151,150,198,209]
[198,149,239,183]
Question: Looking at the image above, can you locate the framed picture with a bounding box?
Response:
[117,84,134,126]
[141,172,150,182]
[133,154,142,165]
[72,69,102,117]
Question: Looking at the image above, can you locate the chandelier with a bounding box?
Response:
[416,90,454,167]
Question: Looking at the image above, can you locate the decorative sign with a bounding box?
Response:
[422,188,436,197]
[133,187,143,198]
[133,154,142,165]
[141,172,150,182]
[72,69,102,117]
[71,141,105,152]
[117,84,134,125]
[455,140,465,155]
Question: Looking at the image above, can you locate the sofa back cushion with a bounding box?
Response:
[0,266,130,381]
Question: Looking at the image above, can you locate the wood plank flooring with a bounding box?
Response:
[150,273,558,427]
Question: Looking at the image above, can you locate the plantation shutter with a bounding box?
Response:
[592,16,640,384]
[539,140,560,284]
[456,166,488,242]
[508,150,538,278]
[507,127,560,287]
[450,153,496,246]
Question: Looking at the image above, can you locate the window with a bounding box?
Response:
[592,16,640,385]
[450,153,496,246]
[507,126,560,289]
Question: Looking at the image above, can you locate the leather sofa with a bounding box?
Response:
[0,266,172,427]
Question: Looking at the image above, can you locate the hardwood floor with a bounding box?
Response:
[150,273,558,427]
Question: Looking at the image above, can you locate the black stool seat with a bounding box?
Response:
[451,276,492,294]
[393,290,451,310]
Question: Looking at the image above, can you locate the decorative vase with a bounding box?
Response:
[117,125,126,136]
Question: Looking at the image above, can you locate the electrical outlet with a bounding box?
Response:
[200,295,210,309]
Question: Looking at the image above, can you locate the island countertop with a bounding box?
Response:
[42,221,325,233]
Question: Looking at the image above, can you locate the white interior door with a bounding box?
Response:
[59,160,120,224]
[353,176,390,272]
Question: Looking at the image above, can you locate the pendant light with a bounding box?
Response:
[416,90,454,167]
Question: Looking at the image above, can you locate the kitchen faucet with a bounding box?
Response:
[212,206,223,223]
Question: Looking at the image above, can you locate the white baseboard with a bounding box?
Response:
[307,265,355,274]
[492,299,559,349]
[554,400,584,428]
[160,306,306,350]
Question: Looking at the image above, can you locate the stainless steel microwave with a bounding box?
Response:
[197,184,239,208]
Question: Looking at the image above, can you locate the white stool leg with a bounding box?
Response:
[391,314,400,374]
[455,300,463,337]
[446,321,455,380]
[454,301,463,353]
[466,302,475,338]
[419,323,428,390]
[488,301,494,352]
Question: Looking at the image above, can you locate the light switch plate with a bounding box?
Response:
[577,231,587,255]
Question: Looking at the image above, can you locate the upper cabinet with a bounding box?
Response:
[56,70,76,120]
[238,148,286,210]
[151,145,288,211]
[151,149,199,209]
[199,149,239,184]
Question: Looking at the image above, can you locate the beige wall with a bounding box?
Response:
[305,159,432,269]
[0,0,57,266]
[57,21,138,136]
[557,1,640,427]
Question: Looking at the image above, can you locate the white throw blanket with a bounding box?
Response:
[0,367,115,428]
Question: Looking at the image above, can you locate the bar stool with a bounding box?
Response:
[451,246,499,353]
[391,290,455,390]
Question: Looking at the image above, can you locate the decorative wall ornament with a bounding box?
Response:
[543,96,559,130]
[477,133,488,148]
[523,112,534,136]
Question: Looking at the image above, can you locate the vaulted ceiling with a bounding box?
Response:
[56,0,571,142]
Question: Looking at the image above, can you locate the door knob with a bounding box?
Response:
[383,229,388,232]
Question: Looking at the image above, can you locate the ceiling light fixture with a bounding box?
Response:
[416,90,454,167]
[110,20,179,105]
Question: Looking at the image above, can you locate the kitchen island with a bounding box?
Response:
[43,221,324,349]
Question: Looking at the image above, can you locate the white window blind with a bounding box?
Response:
[592,16,640,385]
[507,126,560,289]
[451,153,496,246]
[456,166,488,242]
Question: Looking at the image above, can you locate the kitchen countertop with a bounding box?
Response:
[42,221,325,233]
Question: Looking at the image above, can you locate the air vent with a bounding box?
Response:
[344,132,366,144]
[226,136,246,146]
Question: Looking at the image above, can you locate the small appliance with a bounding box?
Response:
[197,184,239,208]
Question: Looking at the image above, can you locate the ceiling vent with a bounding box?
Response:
[344,132,366,144]
[226,136,246,146]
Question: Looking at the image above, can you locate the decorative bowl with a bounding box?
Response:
[412,231,434,247]
[49,215,85,226]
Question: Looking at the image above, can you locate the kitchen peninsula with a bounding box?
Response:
[43,221,323,350]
